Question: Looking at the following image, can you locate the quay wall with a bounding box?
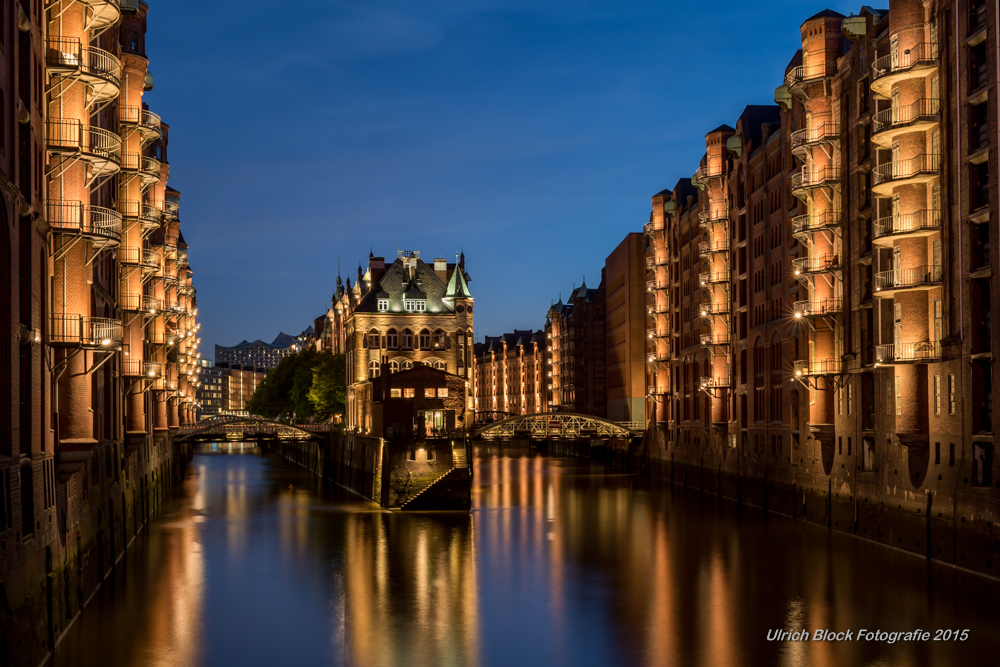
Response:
[0,435,194,667]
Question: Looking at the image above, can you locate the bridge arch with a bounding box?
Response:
[174,416,318,442]
[474,412,641,440]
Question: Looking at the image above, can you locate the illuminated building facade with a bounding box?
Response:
[330,250,475,434]
[605,232,647,424]
[214,332,299,370]
[0,0,200,660]
[545,279,607,417]
[473,330,547,418]
[645,1,1000,573]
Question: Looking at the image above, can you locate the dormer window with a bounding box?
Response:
[405,300,426,312]
[377,299,389,312]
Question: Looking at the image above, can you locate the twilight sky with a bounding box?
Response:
[144,0,863,355]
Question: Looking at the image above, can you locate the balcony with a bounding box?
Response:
[791,209,841,239]
[873,210,942,245]
[152,377,178,392]
[872,98,941,147]
[699,240,728,257]
[162,265,178,283]
[177,249,189,268]
[790,120,840,158]
[50,314,122,349]
[872,154,940,195]
[119,247,161,274]
[871,41,939,98]
[120,200,162,233]
[700,301,730,316]
[791,165,841,199]
[644,221,657,236]
[699,270,730,286]
[875,341,942,364]
[701,332,730,347]
[874,264,942,296]
[121,153,162,184]
[692,165,725,190]
[119,105,162,143]
[646,279,667,293]
[45,120,121,177]
[785,61,838,94]
[698,203,729,231]
[123,360,162,378]
[120,293,161,315]
[648,351,671,364]
[793,297,843,319]
[699,376,730,390]
[792,253,842,279]
[46,200,121,249]
[793,358,842,377]
[164,196,180,220]
[645,256,656,269]
[80,0,122,32]
[44,38,121,102]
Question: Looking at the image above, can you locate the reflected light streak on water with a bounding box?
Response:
[50,442,1000,667]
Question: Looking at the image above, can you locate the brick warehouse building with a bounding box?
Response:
[545,279,607,416]
[644,1,1000,574]
[0,1,201,661]
[329,250,475,434]
[473,330,547,419]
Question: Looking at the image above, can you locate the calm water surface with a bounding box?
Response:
[51,443,1000,667]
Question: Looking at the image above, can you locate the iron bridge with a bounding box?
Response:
[474,412,642,440]
[175,415,330,443]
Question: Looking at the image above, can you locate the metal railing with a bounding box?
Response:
[701,332,730,346]
[699,375,730,389]
[118,105,162,137]
[793,358,842,376]
[785,61,838,87]
[50,314,122,347]
[872,41,939,81]
[791,209,841,235]
[792,253,841,275]
[876,341,941,363]
[700,302,730,316]
[790,120,840,151]
[793,297,843,318]
[873,153,940,186]
[45,119,122,164]
[142,249,161,270]
[791,165,841,191]
[699,270,730,285]
[120,200,162,229]
[46,200,122,242]
[699,240,728,255]
[44,37,122,91]
[873,98,941,134]
[873,209,941,239]
[874,264,942,291]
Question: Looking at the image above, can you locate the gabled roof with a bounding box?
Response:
[355,257,452,314]
[707,124,735,135]
[805,8,845,21]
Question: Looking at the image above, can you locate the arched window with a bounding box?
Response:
[401,360,413,371]
[389,360,400,373]
[386,328,398,349]
[419,329,430,350]
[401,329,413,349]
[368,360,380,378]
[367,328,380,349]
[434,329,446,348]
[433,360,446,371]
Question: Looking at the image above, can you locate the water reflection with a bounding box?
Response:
[51,443,1000,667]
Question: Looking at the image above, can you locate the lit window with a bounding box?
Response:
[378,299,389,312]
[438,387,448,398]
[402,360,413,371]
[368,360,380,377]
[390,388,401,398]
[433,361,446,371]
[425,388,436,398]
[404,387,415,398]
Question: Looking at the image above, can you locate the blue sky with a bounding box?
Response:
[144,0,866,353]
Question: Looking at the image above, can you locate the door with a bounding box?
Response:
[930,74,940,111]
[892,141,901,177]
[890,34,899,70]
[932,184,941,225]
[892,88,901,124]
[894,304,903,348]
[893,246,902,285]
[932,239,942,280]
[892,193,901,231]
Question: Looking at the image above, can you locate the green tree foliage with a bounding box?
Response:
[245,350,346,423]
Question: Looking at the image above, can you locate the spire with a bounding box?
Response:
[444,252,472,300]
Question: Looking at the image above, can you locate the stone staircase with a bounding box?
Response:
[399,446,470,510]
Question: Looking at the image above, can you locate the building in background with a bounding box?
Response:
[197,360,225,416]
[218,363,267,415]
[473,330,547,419]
[545,278,607,417]
[604,233,647,424]
[328,250,475,434]
[215,332,300,370]
[0,1,201,660]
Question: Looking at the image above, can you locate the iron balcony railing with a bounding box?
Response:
[699,375,731,389]
[793,358,842,376]
[50,314,122,347]
[790,120,840,153]
[873,209,942,240]
[793,298,843,318]
[119,200,162,231]
[119,293,159,313]
[81,0,122,31]
[699,240,728,256]
[793,253,842,275]
[700,302,730,316]
[699,270,730,286]
[701,332,730,346]
[785,61,838,88]
[791,165,841,193]
[46,200,122,244]
[874,264,943,291]
[121,153,162,181]
[44,37,122,97]
[45,119,122,166]
[791,209,842,237]
[872,98,941,135]
[118,105,162,139]
[873,153,941,186]
[872,41,939,81]
[692,165,725,189]
[876,341,942,363]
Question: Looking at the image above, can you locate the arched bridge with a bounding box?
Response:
[474,412,643,440]
[175,416,333,443]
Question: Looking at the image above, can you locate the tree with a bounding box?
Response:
[308,353,346,421]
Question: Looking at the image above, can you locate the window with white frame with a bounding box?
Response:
[377,299,389,312]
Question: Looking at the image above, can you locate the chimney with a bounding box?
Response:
[370,256,386,285]
[434,258,447,282]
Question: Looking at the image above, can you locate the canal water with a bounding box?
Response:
[51,443,1000,667]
